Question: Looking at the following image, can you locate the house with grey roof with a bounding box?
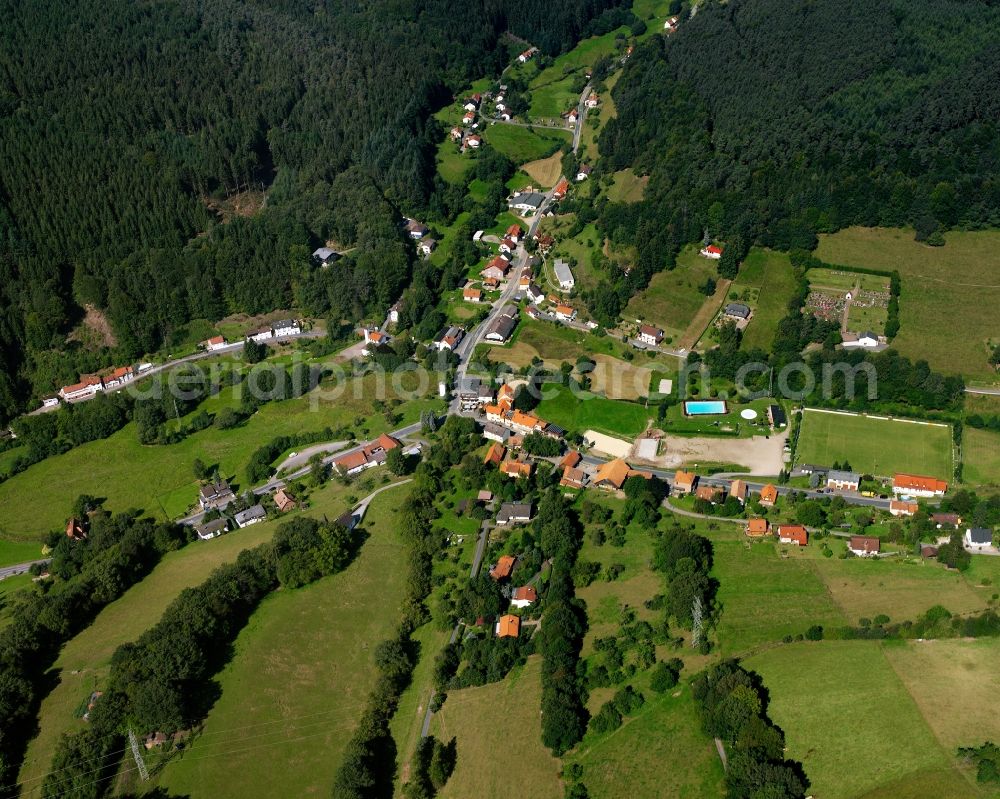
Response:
[723,303,751,320]
[234,504,266,528]
[508,192,545,213]
[496,502,533,526]
[826,470,861,492]
[554,259,575,290]
[195,518,229,541]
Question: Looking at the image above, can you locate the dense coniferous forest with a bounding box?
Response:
[596,0,1000,307]
[0,0,627,422]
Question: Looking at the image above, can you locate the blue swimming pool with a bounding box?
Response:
[684,400,728,416]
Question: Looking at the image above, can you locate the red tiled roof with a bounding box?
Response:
[490,555,517,580]
[893,474,948,494]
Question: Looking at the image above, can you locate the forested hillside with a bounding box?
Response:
[595,0,1000,314]
[0,0,627,422]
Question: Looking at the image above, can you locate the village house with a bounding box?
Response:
[585,92,599,108]
[496,502,533,526]
[490,554,517,580]
[66,517,87,540]
[434,326,465,351]
[576,164,592,181]
[481,255,513,282]
[59,374,104,401]
[730,479,748,504]
[199,480,235,511]
[931,512,961,528]
[273,319,301,337]
[517,46,537,63]
[500,459,533,479]
[700,244,723,260]
[594,458,634,491]
[560,466,587,489]
[673,470,697,495]
[510,586,538,609]
[312,247,340,267]
[462,285,483,303]
[526,283,545,304]
[466,134,482,148]
[506,223,523,243]
[849,536,880,557]
[554,304,577,322]
[102,365,135,390]
[637,324,664,347]
[234,504,266,528]
[966,528,993,550]
[462,110,475,125]
[553,177,570,200]
[826,470,861,492]
[484,442,506,466]
[247,326,274,342]
[482,422,510,444]
[202,335,227,352]
[759,484,779,507]
[892,473,948,498]
[664,15,679,31]
[723,303,751,322]
[508,192,546,214]
[484,306,519,342]
[696,485,724,504]
[889,499,918,517]
[388,300,401,325]
[498,237,517,255]
[567,108,579,124]
[777,525,808,546]
[767,404,787,428]
[841,331,880,349]
[273,488,296,512]
[418,237,437,256]
[333,433,402,475]
[554,259,575,290]
[496,614,521,638]
[450,126,464,141]
[746,518,770,538]
[405,218,429,239]
[195,518,229,541]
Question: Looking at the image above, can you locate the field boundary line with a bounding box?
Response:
[803,407,949,428]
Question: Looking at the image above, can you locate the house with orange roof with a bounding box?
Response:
[673,470,697,495]
[66,517,87,540]
[333,449,371,476]
[892,473,948,498]
[560,466,587,489]
[481,255,512,282]
[554,304,577,321]
[500,459,533,479]
[490,554,517,580]
[509,410,544,434]
[560,451,582,470]
[746,518,770,538]
[506,223,523,243]
[511,586,537,609]
[700,244,723,259]
[202,335,227,352]
[484,442,506,466]
[496,614,521,638]
[759,484,779,507]
[594,458,633,491]
[497,384,515,404]
[59,374,104,401]
[273,488,296,513]
[889,499,918,517]
[695,485,724,504]
[730,479,748,504]
[777,525,808,546]
[553,177,570,200]
[463,285,482,302]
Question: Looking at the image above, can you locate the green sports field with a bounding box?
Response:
[534,384,651,438]
[796,409,953,479]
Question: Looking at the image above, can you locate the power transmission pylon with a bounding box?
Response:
[128,727,150,781]
[691,596,704,649]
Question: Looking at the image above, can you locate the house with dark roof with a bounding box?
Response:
[966,528,994,549]
[234,504,266,528]
[849,536,880,557]
[496,503,533,526]
[195,518,229,541]
[767,404,787,427]
[490,554,517,580]
[827,470,861,492]
[723,303,751,321]
[199,480,235,511]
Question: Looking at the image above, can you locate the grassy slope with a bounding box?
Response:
[962,427,1000,489]
[816,227,1000,380]
[535,384,650,438]
[733,249,798,352]
[0,377,438,538]
[711,532,847,656]
[796,409,953,479]
[625,247,720,339]
[432,657,563,799]
[748,641,987,799]
[16,480,369,792]
[158,490,409,798]
[481,124,571,164]
[606,169,648,203]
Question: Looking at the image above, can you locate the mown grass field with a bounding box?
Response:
[606,169,648,203]
[732,249,798,352]
[625,247,720,340]
[521,151,563,187]
[481,124,571,164]
[432,657,563,799]
[0,537,46,568]
[567,683,725,799]
[816,227,1000,380]
[435,138,470,184]
[158,490,408,798]
[0,376,439,538]
[16,478,372,793]
[748,640,992,799]
[578,71,620,159]
[962,427,1000,488]
[796,409,953,479]
[711,532,847,655]
[535,384,651,438]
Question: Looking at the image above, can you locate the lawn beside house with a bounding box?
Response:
[535,384,651,438]
[624,246,720,341]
